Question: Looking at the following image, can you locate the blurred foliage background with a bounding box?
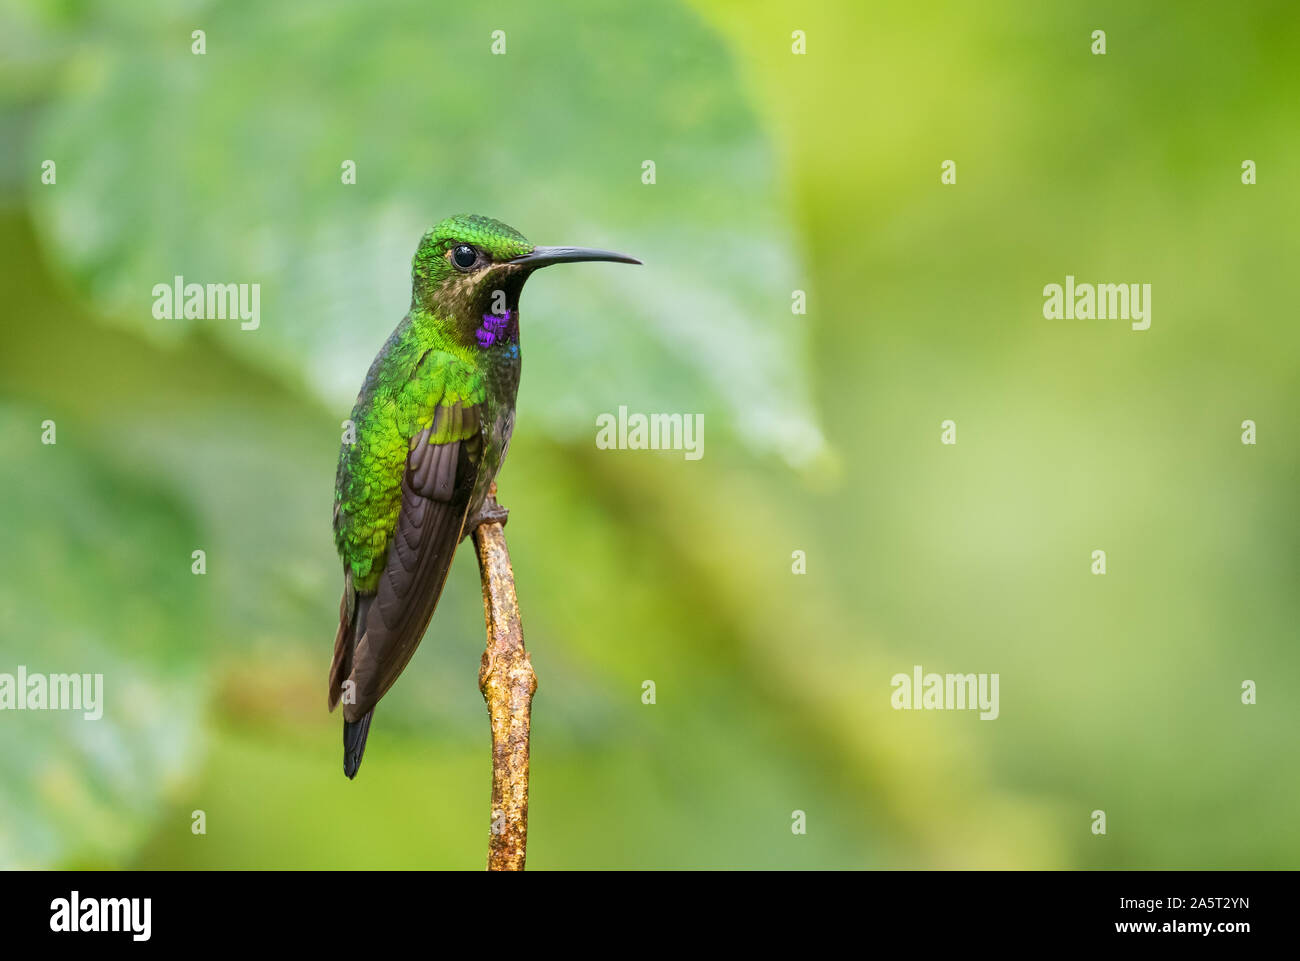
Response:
[0,0,1296,868]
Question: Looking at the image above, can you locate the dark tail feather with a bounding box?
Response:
[343,709,374,779]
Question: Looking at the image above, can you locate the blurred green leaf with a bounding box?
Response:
[24,0,825,465]
[0,405,207,868]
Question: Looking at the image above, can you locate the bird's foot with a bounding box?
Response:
[467,500,509,534]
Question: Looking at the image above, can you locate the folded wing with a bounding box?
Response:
[330,390,484,723]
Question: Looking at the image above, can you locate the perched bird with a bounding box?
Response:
[329,215,639,778]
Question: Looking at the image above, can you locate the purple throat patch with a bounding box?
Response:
[476,309,512,348]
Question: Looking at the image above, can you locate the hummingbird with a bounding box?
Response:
[328,214,639,778]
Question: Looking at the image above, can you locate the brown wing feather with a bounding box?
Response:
[333,407,483,723]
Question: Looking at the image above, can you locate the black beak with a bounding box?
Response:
[508,246,642,268]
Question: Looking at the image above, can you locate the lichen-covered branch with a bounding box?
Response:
[472,485,536,871]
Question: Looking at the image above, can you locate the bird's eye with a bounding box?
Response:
[451,244,478,270]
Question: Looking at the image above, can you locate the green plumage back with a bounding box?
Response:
[333,331,485,593]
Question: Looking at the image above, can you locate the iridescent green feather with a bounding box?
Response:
[333,333,485,592]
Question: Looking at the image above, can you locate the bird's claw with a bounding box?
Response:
[468,500,509,533]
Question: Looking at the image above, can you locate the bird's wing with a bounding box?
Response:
[331,355,486,721]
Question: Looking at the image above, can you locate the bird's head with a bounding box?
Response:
[411,214,639,349]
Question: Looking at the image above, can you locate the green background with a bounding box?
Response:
[1,0,1295,869]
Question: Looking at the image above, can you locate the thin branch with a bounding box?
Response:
[472,484,537,871]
